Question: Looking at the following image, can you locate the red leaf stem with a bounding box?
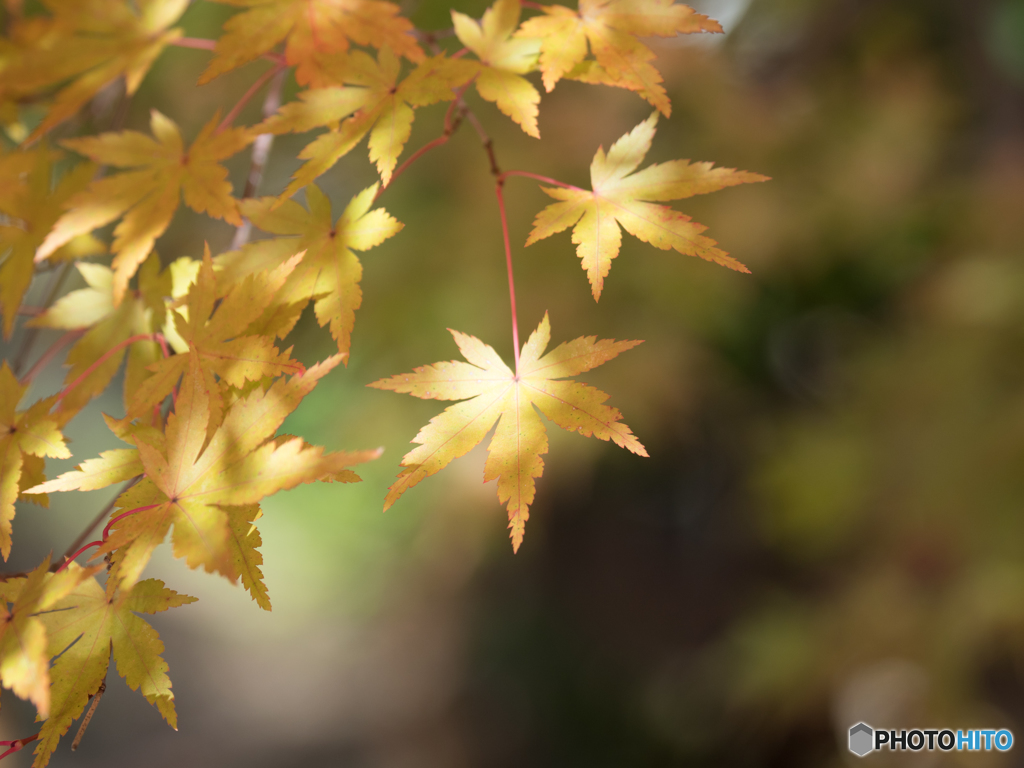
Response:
[494,181,520,374]
[53,333,168,406]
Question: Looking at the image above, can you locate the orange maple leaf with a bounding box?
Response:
[199,0,424,86]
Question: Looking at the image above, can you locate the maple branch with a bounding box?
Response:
[495,182,521,373]
[373,85,471,202]
[60,476,141,567]
[500,170,583,191]
[72,680,105,750]
[11,260,73,377]
[0,733,38,761]
[171,37,286,65]
[521,1,547,9]
[18,329,84,387]
[232,66,288,249]
[53,333,167,406]
[217,62,287,135]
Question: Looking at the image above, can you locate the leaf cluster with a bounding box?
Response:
[0,0,765,763]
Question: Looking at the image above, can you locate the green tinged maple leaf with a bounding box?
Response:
[217,182,403,357]
[452,0,542,138]
[199,0,424,86]
[256,48,475,195]
[525,112,768,300]
[370,313,646,551]
[88,351,378,598]
[24,570,197,768]
[517,0,721,115]
[0,363,70,560]
[0,557,96,720]
[36,110,250,304]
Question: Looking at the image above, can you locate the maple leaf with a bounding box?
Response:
[369,313,646,551]
[8,0,188,141]
[30,254,167,421]
[199,0,424,86]
[26,570,196,767]
[96,351,378,595]
[0,362,70,560]
[217,182,403,357]
[452,0,542,138]
[525,113,768,300]
[125,250,304,427]
[0,149,102,337]
[517,0,721,115]
[0,556,94,720]
[36,110,249,304]
[257,48,475,195]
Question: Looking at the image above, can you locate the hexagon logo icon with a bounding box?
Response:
[849,723,874,757]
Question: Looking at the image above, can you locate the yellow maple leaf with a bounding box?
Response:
[126,251,304,427]
[257,49,475,194]
[0,557,94,720]
[6,0,188,141]
[30,254,167,421]
[0,149,102,337]
[525,112,768,300]
[36,110,250,304]
[217,182,403,356]
[517,0,721,115]
[370,313,646,552]
[199,0,423,86]
[0,362,70,560]
[452,0,542,138]
[97,351,378,595]
[28,571,196,767]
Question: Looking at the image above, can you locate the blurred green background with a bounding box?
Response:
[5,0,1024,764]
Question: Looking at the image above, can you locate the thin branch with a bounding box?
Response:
[0,733,38,761]
[53,332,166,406]
[72,681,106,751]
[11,261,73,377]
[171,36,286,65]
[60,476,141,565]
[18,329,84,386]
[521,0,547,9]
[216,63,287,135]
[372,83,473,202]
[232,67,288,249]
[495,182,521,373]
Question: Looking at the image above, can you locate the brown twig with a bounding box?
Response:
[18,329,84,387]
[171,36,286,65]
[72,680,106,751]
[11,260,73,377]
[216,62,287,135]
[373,83,472,202]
